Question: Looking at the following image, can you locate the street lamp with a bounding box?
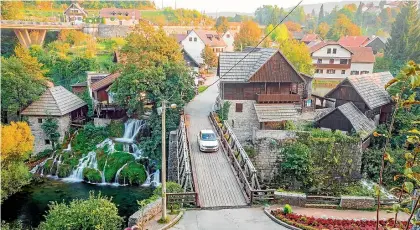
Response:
[157,100,176,221]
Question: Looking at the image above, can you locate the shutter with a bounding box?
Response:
[235,103,243,112]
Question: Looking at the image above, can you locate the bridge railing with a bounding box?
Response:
[209,112,275,205]
[166,192,198,210]
[169,115,199,207]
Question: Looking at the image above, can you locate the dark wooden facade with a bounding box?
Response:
[318,109,353,133]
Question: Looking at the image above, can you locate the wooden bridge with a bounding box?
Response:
[0,20,82,48]
[169,82,274,209]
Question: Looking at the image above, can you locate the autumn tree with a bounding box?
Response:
[327,14,361,40]
[1,1,23,20]
[1,122,34,202]
[201,45,217,69]
[234,20,262,51]
[278,39,314,75]
[284,21,302,32]
[316,22,330,40]
[58,30,88,46]
[215,16,229,33]
[266,24,290,43]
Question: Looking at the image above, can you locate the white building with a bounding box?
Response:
[180,30,227,64]
[99,8,141,26]
[63,3,88,24]
[222,31,235,52]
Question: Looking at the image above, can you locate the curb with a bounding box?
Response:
[158,211,184,230]
[263,207,301,230]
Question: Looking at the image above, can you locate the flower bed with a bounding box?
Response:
[271,209,411,230]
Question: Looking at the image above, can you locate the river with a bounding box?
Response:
[1,178,154,228]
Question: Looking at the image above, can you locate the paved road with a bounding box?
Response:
[185,77,247,208]
[171,208,286,230]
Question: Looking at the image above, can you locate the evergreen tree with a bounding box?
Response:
[355,2,364,26]
[318,4,324,24]
[379,0,386,9]
[385,1,420,73]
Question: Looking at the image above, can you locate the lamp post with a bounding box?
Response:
[159,100,177,221]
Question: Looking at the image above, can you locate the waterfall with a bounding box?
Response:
[64,143,71,152]
[50,155,59,173]
[97,138,115,153]
[55,155,63,177]
[114,119,146,143]
[39,154,54,176]
[150,170,160,187]
[66,151,98,181]
[30,164,39,174]
[142,171,152,187]
[131,144,142,159]
[114,163,129,185]
[101,158,108,184]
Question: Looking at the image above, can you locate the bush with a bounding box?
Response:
[109,120,124,137]
[83,168,102,183]
[57,164,72,178]
[102,151,135,182]
[217,101,231,121]
[38,192,123,230]
[283,204,292,214]
[198,85,209,93]
[153,181,183,197]
[120,162,147,185]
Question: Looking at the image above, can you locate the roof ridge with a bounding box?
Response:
[49,86,64,115]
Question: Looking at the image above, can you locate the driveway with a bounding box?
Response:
[171,208,286,230]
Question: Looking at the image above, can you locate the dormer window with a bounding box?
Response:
[111,11,116,16]
[125,12,129,16]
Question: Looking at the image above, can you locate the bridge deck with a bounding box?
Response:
[185,78,247,208]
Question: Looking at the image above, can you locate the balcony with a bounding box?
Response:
[257,94,301,103]
[314,63,351,69]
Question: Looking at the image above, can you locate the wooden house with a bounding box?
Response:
[323,72,394,124]
[63,3,88,24]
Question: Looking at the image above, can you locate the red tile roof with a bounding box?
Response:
[338,36,370,47]
[91,72,121,91]
[301,34,320,43]
[192,30,227,47]
[172,34,187,44]
[99,8,141,20]
[309,41,346,53]
[346,46,375,63]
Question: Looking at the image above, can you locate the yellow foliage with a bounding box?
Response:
[284,21,302,32]
[317,22,330,40]
[1,122,34,161]
[234,20,262,50]
[14,45,47,81]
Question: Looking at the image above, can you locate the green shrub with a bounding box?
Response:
[120,162,147,185]
[198,85,209,93]
[153,181,183,197]
[284,121,296,130]
[114,143,124,152]
[109,120,124,137]
[283,204,292,214]
[83,168,102,183]
[244,146,256,158]
[38,192,123,230]
[103,151,134,182]
[57,164,72,178]
[217,101,231,121]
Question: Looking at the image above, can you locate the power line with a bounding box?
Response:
[206,0,303,89]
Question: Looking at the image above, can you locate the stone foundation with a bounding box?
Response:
[98,24,131,38]
[94,118,112,127]
[339,196,375,209]
[128,198,162,227]
[274,192,307,207]
[224,100,259,143]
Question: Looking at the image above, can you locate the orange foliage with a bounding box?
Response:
[317,22,330,39]
[58,30,88,46]
[234,20,262,50]
[334,14,361,37]
[1,122,34,161]
[343,3,357,12]
[36,1,53,10]
[284,21,302,32]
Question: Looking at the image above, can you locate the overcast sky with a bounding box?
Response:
[157,0,344,13]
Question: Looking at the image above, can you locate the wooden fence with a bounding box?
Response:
[209,112,275,205]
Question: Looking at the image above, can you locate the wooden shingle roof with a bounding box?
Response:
[254,104,299,122]
[337,102,376,139]
[21,86,86,116]
[91,72,121,91]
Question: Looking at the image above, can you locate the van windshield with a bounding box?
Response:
[201,133,216,141]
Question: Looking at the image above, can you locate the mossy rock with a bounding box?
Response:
[109,120,124,137]
[114,143,124,152]
[57,164,72,178]
[83,168,102,183]
[42,159,54,175]
[119,162,147,185]
[103,151,135,182]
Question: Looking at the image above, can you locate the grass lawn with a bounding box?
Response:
[198,85,209,93]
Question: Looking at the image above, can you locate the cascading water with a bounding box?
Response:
[114,163,129,185]
[101,158,108,184]
[142,171,152,187]
[150,170,161,187]
[114,119,146,160]
[66,151,98,181]
[63,143,71,152]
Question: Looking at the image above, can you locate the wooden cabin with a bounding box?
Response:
[323,71,393,124]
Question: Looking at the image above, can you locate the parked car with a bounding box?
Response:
[197,130,219,152]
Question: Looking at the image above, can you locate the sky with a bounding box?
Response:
[157,0,344,13]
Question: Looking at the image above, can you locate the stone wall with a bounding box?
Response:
[340,196,375,209]
[274,192,307,207]
[224,100,260,143]
[168,130,178,182]
[128,197,162,227]
[28,115,71,154]
[98,24,132,38]
[94,118,112,127]
[252,130,296,184]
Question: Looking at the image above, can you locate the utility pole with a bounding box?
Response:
[161,100,167,221]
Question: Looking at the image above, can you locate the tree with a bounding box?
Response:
[278,39,314,75]
[379,0,386,9]
[201,45,217,69]
[234,20,262,51]
[277,142,311,189]
[355,2,364,26]
[1,1,23,20]
[327,14,361,40]
[1,122,33,202]
[318,4,324,24]
[316,22,330,40]
[41,117,60,150]
[215,16,229,33]
[284,21,302,32]
[385,1,420,74]
[267,24,290,43]
[38,192,123,230]
[14,45,47,81]
[255,5,286,25]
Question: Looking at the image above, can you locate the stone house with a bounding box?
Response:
[21,86,87,154]
[64,3,88,24]
[217,47,314,143]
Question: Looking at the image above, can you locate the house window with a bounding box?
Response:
[235,103,243,112]
[189,37,192,41]
[317,59,322,64]
[361,71,369,74]
[194,37,197,42]
[226,34,230,38]
[329,59,334,64]
[315,69,323,74]
[350,71,360,75]
[340,59,348,64]
[327,69,335,74]
[341,70,346,74]
[333,48,337,54]
[45,139,51,145]
[306,99,312,107]
[38,118,43,123]
[327,48,331,54]
[119,21,123,25]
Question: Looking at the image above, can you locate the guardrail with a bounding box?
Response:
[209,112,275,205]
[166,192,198,210]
